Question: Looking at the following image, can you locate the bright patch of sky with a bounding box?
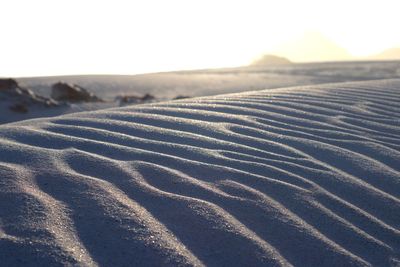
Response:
[1,0,399,76]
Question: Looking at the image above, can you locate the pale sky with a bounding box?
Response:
[1,0,400,77]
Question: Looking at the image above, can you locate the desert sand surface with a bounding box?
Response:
[0,79,399,266]
[2,61,399,125]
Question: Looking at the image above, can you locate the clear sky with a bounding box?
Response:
[1,0,400,77]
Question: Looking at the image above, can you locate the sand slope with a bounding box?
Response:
[5,60,400,125]
[0,80,399,266]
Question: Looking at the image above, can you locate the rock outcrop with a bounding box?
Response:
[0,78,19,91]
[51,82,102,102]
[0,78,58,113]
[116,93,155,106]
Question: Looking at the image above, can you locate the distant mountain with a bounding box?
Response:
[273,31,352,62]
[370,47,400,60]
[250,55,292,66]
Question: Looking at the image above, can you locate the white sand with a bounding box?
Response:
[4,61,400,125]
[0,79,399,266]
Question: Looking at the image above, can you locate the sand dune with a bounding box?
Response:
[0,80,399,266]
[4,61,400,125]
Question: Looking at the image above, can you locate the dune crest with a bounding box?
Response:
[0,80,399,266]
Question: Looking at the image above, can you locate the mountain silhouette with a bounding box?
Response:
[273,31,352,62]
[370,47,400,60]
[250,55,292,66]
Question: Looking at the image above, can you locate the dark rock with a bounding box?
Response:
[9,103,28,113]
[0,78,18,91]
[0,78,59,113]
[173,95,190,100]
[51,82,102,102]
[141,94,155,101]
[116,93,155,105]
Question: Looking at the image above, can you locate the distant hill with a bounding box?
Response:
[370,47,400,60]
[273,31,352,62]
[250,55,292,66]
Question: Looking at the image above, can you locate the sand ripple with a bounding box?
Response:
[0,80,399,266]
